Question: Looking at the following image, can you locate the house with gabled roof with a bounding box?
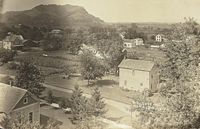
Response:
[0,83,40,125]
[2,34,24,50]
[123,38,144,48]
[155,34,168,42]
[118,59,159,92]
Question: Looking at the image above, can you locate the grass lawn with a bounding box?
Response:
[14,50,81,73]
[45,74,133,104]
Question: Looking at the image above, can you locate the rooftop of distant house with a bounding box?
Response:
[123,38,143,42]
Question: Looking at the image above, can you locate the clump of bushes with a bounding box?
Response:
[143,88,153,97]
[0,49,17,63]
[46,90,54,104]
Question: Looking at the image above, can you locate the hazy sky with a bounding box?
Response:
[2,0,200,23]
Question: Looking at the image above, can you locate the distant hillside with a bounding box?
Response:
[1,4,104,29]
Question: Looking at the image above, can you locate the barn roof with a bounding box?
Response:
[118,59,155,71]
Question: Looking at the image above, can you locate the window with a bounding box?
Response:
[151,75,153,79]
[124,80,127,86]
[151,84,153,89]
[140,83,143,86]
[29,112,33,123]
[23,98,28,104]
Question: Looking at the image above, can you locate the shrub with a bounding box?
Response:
[0,49,17,63]
[143,89,153,97]
[46,90,54,104]
[58,98,67,109]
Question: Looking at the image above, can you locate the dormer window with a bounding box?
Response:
[23,98,28,104]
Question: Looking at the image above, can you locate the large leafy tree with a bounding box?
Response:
[65,33,83,55]
[15,61,45,97]
[80,51,107,85]
[170,17,199,40]
[132,19,200,129]
[86,26,125,74]
[0,49,16,63]
[42,32,64,51]
[158,33,200,129]
[161,38,200,83]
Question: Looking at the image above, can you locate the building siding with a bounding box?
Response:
[11,102,40,124]
[119,68,150,91]
[14,93,38,110]
[3,42,12,50]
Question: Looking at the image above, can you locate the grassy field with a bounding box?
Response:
[14,50,81,75]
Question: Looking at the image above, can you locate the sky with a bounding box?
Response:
[2,0,200,23]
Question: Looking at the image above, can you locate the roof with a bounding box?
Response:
[135,38,143,41]
[3,34,24,42]
[156,34,165,37]
[0,83,27,114]
[123,39,135,43]
[118,59,155,71]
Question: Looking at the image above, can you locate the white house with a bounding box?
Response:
[155,34,163,42]
[135,38,144,46]
[123,38,144,48]
[123,40,135,48]
[2,34,24,50]
[118,59,159,92]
